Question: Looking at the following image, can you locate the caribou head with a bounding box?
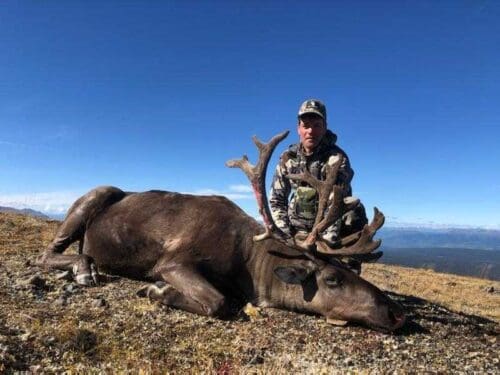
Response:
[227,131,405,331]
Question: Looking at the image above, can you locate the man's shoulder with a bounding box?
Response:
[315,140,350,170]
[318,142,348,162]
[326,143,349,157]
[321,131,349,158]
[280,143,300,162]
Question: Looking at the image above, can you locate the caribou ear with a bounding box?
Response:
[274,266,314,285]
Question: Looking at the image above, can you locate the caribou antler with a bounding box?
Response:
[287,160,346,248]
[315,207,385,256]
[226,131,293,245]
[286,156,384,257]
[226,131,385,261]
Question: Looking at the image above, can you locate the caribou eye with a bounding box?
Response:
[324,275,343,288]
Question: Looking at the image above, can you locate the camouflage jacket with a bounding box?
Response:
[269,130,353,238]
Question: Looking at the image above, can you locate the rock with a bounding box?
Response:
[92,297,108,308]
[30,275,46,289]
[248,354,264,365]
[63,283,79,294]
[343,357,354,366]
[16,275,46,289]
[73,329,97,353]
[43,336,56,346]
[19,331,32,342]
[467,351,481,359]
[55,296,68,306]
[29,365,42,373]
[0,349,16,366]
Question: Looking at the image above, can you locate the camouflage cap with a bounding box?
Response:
[298,99,327,120]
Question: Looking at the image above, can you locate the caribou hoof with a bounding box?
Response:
[137,284,164,298]
[136,283,172,299]
[136,285,150,298]
[73,262,99,286]
[326,318,348,326]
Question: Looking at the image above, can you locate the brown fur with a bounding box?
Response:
[37,186,405,331]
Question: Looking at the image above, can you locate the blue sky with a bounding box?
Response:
[1,1,499,228]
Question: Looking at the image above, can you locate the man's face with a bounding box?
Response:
[297,115,327,154]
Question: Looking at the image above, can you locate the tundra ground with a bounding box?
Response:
[0,212,498,373]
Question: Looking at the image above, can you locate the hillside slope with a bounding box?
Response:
[0,206,50,219]
[0,212,498,373]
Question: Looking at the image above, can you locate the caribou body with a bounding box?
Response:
[37,132,405,331]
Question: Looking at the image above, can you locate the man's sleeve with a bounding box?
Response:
[337,153,354,187]
[269,158,292,236]
[321,152,355,243]
[326,151,354,196]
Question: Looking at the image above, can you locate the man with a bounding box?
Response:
[270,98,368,252]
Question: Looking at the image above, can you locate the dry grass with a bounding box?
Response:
[0,212,59,253]
[1,212,498,373]
[363,263,499,322]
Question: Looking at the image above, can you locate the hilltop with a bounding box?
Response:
[0,206,50,219]
[0,212,498,373]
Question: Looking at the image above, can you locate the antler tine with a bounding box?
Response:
[287,158,345,248]
[225,155,254,180]
[306,185,344,244]
[226,131,292,244]
[316,208,385,256]
[338,207,384,247]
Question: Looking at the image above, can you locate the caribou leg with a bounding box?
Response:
[141,265,227,317]
[36,186,126,286]
[137,282,224,317]
[37,226,99,286]
[37,252,99,286]
[36,204,99,286]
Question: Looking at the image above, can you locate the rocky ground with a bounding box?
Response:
[0,213,498,373]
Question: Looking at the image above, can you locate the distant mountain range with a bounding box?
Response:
[380,227,500,251]
[377,227,500,280]
[0,206,50,219]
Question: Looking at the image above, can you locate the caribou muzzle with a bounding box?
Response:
[355,293,406,332]
[371,297,406,332]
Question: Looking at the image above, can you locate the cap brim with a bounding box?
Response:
[298,109,325,119]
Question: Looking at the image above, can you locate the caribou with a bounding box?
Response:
[36,131,405,331]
